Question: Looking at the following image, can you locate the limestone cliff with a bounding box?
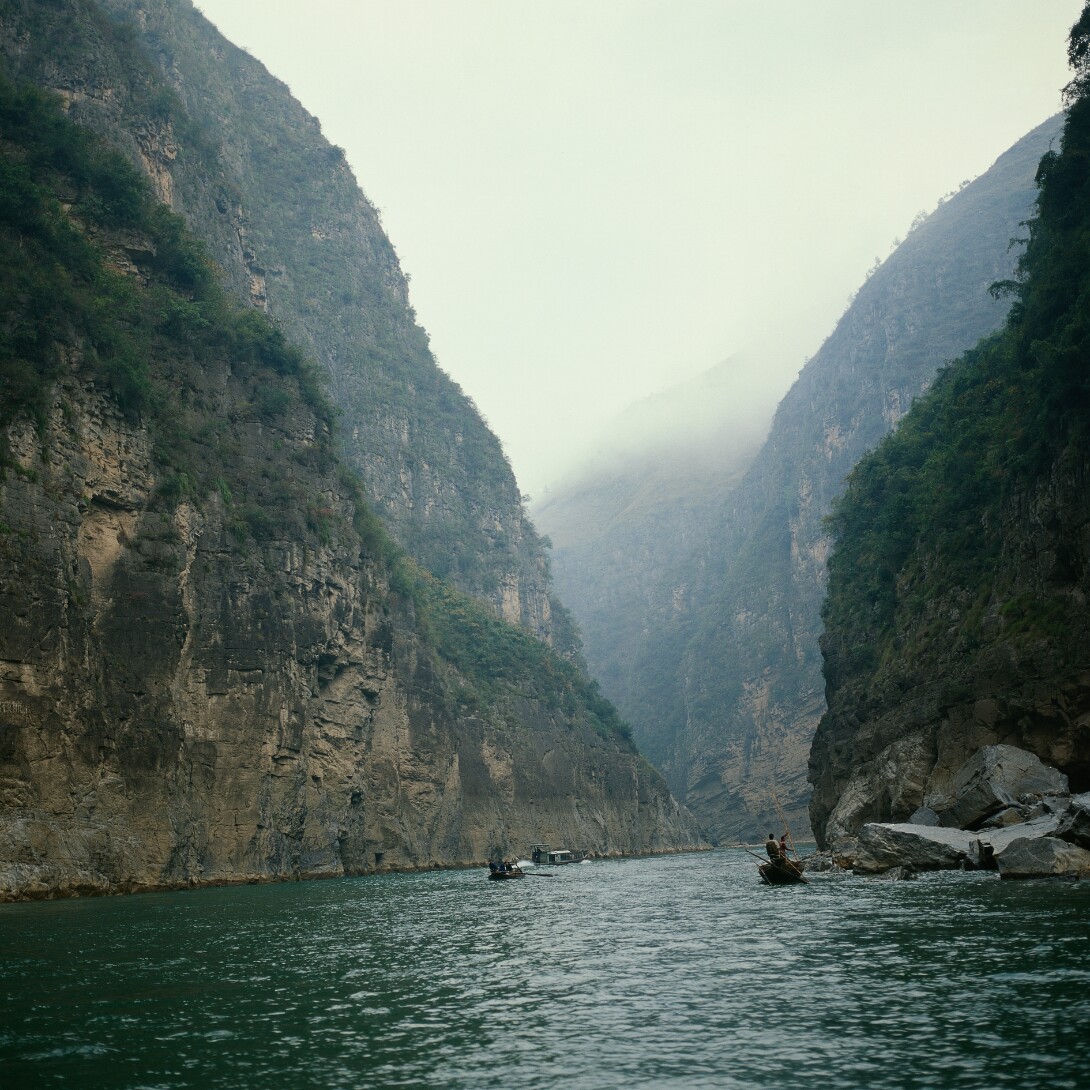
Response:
[0,34,702,902]
[1,378,699,901]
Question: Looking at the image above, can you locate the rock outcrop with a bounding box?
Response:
[994,837,1090,879]
[851,824,984,874]
[1054,792,1090,847]
[838,749,1090,880]
[931,745,1068,830]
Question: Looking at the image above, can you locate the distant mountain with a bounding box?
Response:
[811,52,1090,844]
[539,113,1064,843]
[534,352,783,716]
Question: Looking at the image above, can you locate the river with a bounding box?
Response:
[1,850,1087,1089]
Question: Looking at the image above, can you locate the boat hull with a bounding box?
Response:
[758,861,807,885]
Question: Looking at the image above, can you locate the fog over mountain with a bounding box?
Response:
[539,343,797,501]
[188,2,1080,497]
[532,345,793,759]
[537,113,1063,843]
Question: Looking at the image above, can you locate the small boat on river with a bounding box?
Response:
[487,863,525,880]
[755,792,808,885]
[758,858,807,885]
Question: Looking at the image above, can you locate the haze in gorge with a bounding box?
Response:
[192,0,1079,497]
[189,0,1076,844]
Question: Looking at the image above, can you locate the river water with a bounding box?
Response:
[1,850,1088,1089]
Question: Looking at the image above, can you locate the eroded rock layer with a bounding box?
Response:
[1,379,700,901]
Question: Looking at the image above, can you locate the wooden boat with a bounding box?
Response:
[756,792,808,884]
[487,866,525,880]
[758,858,807,885]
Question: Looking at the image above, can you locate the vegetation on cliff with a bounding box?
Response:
[0,74,336,542]
[0,0,560,641]
[822,19,1090,679]
[812,7,1090,840]
[394,557,633,746]
[0,60,635,744]
[105,0,556,625]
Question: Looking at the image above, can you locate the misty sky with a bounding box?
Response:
[193,0,1081,496]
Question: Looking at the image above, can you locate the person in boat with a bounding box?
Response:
[779,834,790,858]
[765,833,782,861]
[489,861,498,874]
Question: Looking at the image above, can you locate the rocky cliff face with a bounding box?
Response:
[572,117,1062,844]
[811,399,1090,848]
[1,0,558,642]
[0,376,699,901]
[0,7,703,902]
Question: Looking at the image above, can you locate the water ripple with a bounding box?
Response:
[1,853,1088,1088]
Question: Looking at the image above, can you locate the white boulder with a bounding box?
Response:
[853,823,979,874]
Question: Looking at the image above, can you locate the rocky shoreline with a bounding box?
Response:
[801,745,1090,880]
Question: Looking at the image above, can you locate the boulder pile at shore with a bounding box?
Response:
[821,746,1090,880]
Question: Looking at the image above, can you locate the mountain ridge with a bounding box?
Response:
[810,32,1090,842]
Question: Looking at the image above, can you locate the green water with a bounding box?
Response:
[1,851,1088,1089]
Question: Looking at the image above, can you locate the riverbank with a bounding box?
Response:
[0,843,710,904]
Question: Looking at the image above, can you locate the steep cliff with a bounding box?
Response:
[558,116,1061,844]
[0,30,702,901]
[810,27,1090,845]
[0,0,560,641]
